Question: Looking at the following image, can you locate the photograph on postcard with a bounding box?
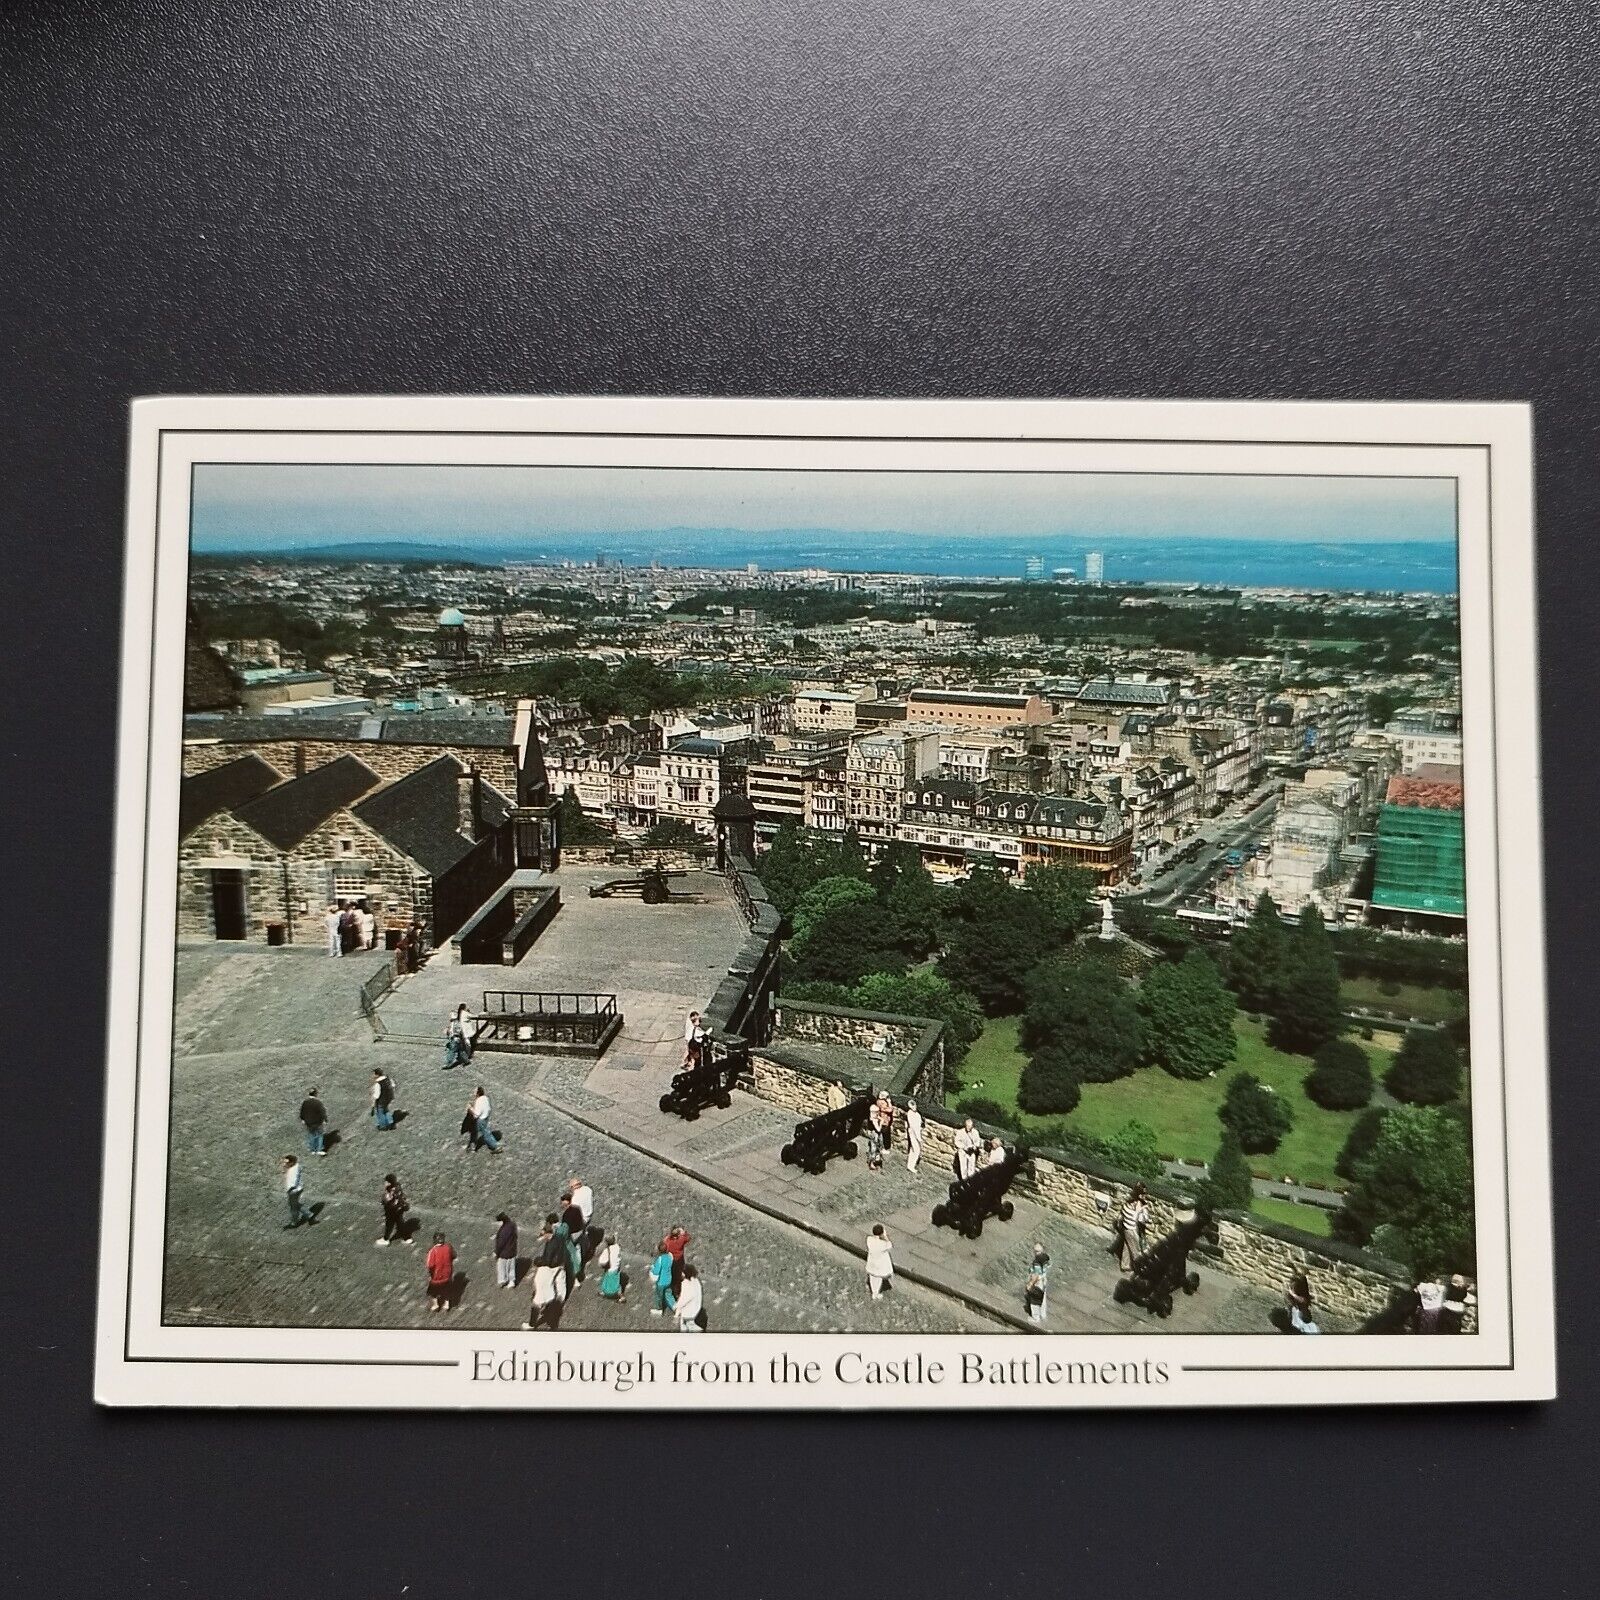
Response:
[94,399,1553,1407]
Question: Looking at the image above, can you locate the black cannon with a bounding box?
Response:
[589,860,681,904]
[658,1039,744,1120]
[780,1093,873,1174]
[1356,1287,1422,1334]
[1113,1208,1217,1318]
[931,1146,1031,1238]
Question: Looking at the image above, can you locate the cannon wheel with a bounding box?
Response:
[683,1105,700,1121]
[1154,1293,1174,1318]
[964,1216,983,1238]
[806,1156,826,1175]
[842,1142,858,1160]
[658,1094,675,1113]
[780,1143,795,1166]
[931,1204,949,1228]
[716,1089,732,1109]
[642,881,668,904]
[997,1201,1014,1222]
[1112,1278,1134,1304]
[1183,1271,1201,1295]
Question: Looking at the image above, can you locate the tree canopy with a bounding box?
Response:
[1020,955,1145,1083]
[1383,1030,1463,1106]
[1139,949,1238,1080]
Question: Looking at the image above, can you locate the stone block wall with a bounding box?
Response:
[739,1051,1412,1325]
[775,1000,923,1059]
[177,812,283,939]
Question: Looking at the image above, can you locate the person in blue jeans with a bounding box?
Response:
[280,1155,316,1229]
[467,1087,501,1153]
[298,1088,327,1156]
[648,1247,677,1316]
[371,1069,396,1131]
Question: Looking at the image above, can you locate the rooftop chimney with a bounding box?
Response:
[457,765,480,839]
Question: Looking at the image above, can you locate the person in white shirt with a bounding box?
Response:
[955,1119,982,1181]
[674,1265,704,1332]
[359,904,376,950]
[567,1177,594,1227]
[683,1010,702,1066]
[280,1154,315,1229]
[467,1087,502,1153]
[986,1136,1008,1167]
[904,1099,924,1173]
[324,905,341,957]
[865,1225,894,1299]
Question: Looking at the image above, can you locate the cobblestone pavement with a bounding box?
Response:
[164,1036,998,1333]
[168,872,1289,1335]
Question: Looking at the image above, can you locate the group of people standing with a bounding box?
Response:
[324,902,376,956]
[646,1226,705,1331]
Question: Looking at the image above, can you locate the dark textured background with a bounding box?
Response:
[2,2,1595,1594]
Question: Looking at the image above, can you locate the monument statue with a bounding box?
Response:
[1099,895,1116,941]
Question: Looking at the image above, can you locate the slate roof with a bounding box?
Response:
[231,755,383,849]
[1074,679,1172,706]
[183,712,518,749]
[179,754,283,837]
[908,688,1033,709]
[355,756,513,877]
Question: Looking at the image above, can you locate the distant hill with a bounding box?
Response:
[194,542,491,567]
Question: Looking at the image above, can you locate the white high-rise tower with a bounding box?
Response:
[1085,550,1105,585]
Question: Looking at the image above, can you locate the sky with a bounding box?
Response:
[190,463,1457,551]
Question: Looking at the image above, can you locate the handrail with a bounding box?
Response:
[480,990,618,1018]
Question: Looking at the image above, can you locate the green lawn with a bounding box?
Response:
[1251,1196,1334,1237]
[1341,975,1466,1025]
[959,1014,1371,1191]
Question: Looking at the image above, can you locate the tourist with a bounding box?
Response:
[1440,1274,1472,1334]
[568,1175,594,1230]
[324,904,342,957]
[648,1243,676,1317]
[524,1233,565,1330]
[866,1225,894,1299]
[553,1212,582,1293]
[597,1234,626,1302]
[466,1086,501,1153]
[870,1094,894,1170]
[377,1173,411,1246]
[1416,1279,1446,1333]
[1025,1243,1050,1323]
[955,1118,982,1181]
[370,1067,396,1131]
[661,1225,691,1297]
[298,1086,328,1156]
[683,1009,702,1068]
[409,917,428,967]
[986,1135,1008,1167]
[559,1190,588,1276]
[425,1231,456,1312]
[1285,1271,1315,1330]
[357,903,374,950]
[340,905,360,955]
[493,1212,518,1289]
[443,1003,475,1070]
[280,1154,315,1230]
[394,923,414,976]
[675,1264,706,1332]
[904,1098,924,1173]
[864,1106,884,1170]
[1113,1182,1150,1272]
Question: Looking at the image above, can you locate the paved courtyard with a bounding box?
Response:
[165,864,1290,1335]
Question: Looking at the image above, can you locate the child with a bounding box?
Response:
[597,1234,625,1302]
[648,1245,676,1317]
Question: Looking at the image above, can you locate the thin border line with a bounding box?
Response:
[122,423,1508,1377]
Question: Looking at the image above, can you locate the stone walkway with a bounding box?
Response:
[165,868,1290,1336]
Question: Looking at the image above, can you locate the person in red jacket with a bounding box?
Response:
[425,1232,456,1313]
[661,1225,691,1298]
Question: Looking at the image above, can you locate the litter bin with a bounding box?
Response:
[265,922,287,947]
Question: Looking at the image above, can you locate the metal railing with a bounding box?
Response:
[475,990,620,1048]
[480,991,617,1018]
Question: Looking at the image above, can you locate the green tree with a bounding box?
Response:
[1268,906,1344,1054]
[1020,954,1145,1082]
[757,821,816,915]
[642,817,703,850]
[1335,1107,1389,1180]
[1023,862,1097,942]
[1383,1030,1463,1106]
[1366,688,1401,728]
[1219,1072,1294,1155]
[1139,949,1238,1080]
[1305,1038,1374,1110]
[851,969,983,1069]
[557,786,611,846]
[869,843,946,959]
[1016,1042,1083,1116]
[1333,1105,1475,1276]
[791,875,877,946]
[1097,1118,1165,1183]
[1199,1132,1255,1213]
[788,900,907,986]
[1228,893,1291,1013]
[940,876,1057,1015]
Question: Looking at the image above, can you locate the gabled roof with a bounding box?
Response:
[355,756,513,877]
[232,755,383,849]
[180,754,283,837]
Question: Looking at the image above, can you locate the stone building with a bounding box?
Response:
[178,752,515,945]
[904,686,1049,733]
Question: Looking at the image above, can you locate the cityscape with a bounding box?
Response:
[170,469,1474,1341]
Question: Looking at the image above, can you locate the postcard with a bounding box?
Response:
[94,396,1554,1407]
